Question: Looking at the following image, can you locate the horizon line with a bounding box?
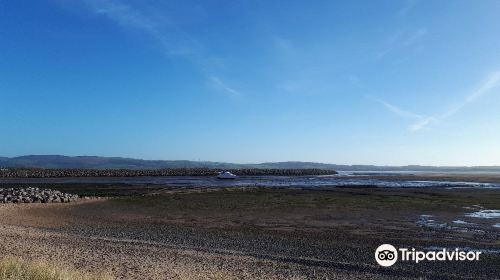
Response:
[1,154,500,168]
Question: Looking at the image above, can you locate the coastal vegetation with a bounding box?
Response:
[0,257,111,280]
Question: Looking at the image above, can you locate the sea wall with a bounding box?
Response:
[0,168,337,178]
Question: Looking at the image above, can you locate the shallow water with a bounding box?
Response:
[1,174,500,189]
[453,220,476,225]
[465,210,500,219]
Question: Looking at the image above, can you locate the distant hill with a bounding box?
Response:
[1,155,500,172]
[0,155,236,169]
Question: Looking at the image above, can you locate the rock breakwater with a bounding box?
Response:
[0,187,79,203]
[0,168,337,178]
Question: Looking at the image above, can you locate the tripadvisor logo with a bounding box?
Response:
[375,244,398,267]
[375,244,482,267]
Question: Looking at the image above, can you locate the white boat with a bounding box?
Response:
[217,171,237,179]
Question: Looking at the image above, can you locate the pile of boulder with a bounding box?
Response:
[0,187,79,203]
[1,168,337,178]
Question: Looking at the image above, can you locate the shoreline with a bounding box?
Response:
[0,186,498,279]
[0,168,337,178]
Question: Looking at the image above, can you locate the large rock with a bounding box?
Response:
[0,187,78,204]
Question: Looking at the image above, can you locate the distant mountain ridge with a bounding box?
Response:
[1,155,500,172]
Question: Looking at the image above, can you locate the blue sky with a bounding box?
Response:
[2,0,500,165]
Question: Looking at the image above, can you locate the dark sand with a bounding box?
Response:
[0,186,499,279]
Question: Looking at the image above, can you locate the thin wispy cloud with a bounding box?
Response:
[82,0,204,57]
[464,71,500,103]
[77,0,240,96]
[397,0,420,18]
[89,0,155,30]
[409,116,435,132]
[273,36,298,60]
[403,28,427,46]
[376,28,427,59]
[375,71,500,132]
[410,71,500,130]
[209,76,241,97]
[369,96,422,119]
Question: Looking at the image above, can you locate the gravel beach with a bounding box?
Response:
[0,186,499,279]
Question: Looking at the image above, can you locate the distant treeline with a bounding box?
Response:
[0,168,337,178]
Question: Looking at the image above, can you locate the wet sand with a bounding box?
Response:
[364,172,500,184]
[0,187,499,279]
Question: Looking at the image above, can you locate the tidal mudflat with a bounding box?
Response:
[0,184,499,279]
